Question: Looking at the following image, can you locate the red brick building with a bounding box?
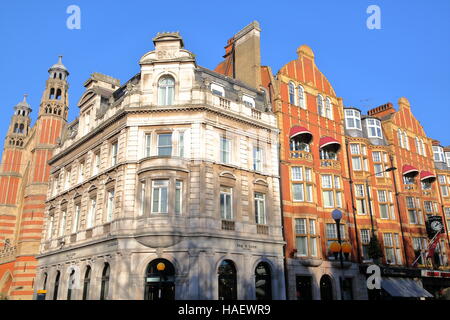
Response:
[0,58,68,299]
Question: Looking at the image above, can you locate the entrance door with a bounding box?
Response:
[296,276,313,300]
[320,275,334,300]
[255,262,272,300]
[144,259,175,300]
[218,260,237,300]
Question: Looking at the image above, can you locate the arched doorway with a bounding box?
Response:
[100,263,110,300]
[320,275,334,301]
[53,271,61,300]
[82,266,91,300]
[218,260,237,300]
[144,259,175,300]
[255,262,272,300]
[67,270,75,300]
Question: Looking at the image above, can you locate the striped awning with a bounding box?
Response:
[319,136,341,151]
[420,170,436,183]
[290,126,313,143]
[402,165,419,177]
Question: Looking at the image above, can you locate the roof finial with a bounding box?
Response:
[58,55,63,64]
[23,94,28,102]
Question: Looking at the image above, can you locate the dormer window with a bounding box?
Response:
[345,109,361,130]
[158,76,175,106]
[433,146,445,162]
[211,83,225,97]
[243,95,255,108]
[366,119,382,138]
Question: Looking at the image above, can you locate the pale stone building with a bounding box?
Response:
[35,24,286,300]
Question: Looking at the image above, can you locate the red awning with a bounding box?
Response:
[319,136,341,150]
[420,171,436,182]
[290,126,313,143]
[402,165,419,177]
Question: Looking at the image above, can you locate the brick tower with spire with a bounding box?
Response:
[0,57,69,300]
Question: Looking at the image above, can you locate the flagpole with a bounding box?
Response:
[412,231,440,267]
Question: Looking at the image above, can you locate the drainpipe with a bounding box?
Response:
[345,140,362,263]
[390,155,410,265]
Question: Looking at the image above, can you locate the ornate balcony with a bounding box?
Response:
[290,150,313,161]
[320,159,341,170]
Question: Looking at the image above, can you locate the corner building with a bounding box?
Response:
[0,58,69,299]
[35,26,286,300]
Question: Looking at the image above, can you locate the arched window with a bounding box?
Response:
[218,259,237,300]
[288,82,295,105]
[298,85,305,109]
[158,76,175,106]
[255,262,272,300]
[53,271,60,300]
[82,266,91,300]
[67,269,75,300]
[144,259,175,300]
[317,95,324,117]
[56,89,62,100]
[320,275,333,300]
[100,263,110,300]
[325,98,333,120]
[13,123,18,133]
[19,124,24,134]
[421,140,427,157]
[49,88,55,100]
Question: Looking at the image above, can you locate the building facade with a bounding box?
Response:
[0,58,69,300]
[0,21,448,301]
[34,25,286,300]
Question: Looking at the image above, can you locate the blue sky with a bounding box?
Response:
[0,0,449,159]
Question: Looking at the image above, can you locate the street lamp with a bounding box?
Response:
[157,262,166,300]
[331,209,345,299]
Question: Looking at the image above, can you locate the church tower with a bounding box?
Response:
[0,56,69,300]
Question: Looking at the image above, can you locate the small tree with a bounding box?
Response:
[368,235,383,261]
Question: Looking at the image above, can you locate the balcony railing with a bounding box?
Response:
[320,159,341,170]
[219,97,231,110]
[251,109,262,119]
[221,220,235,231]
[290,150,313,161]
[257,224,269,235]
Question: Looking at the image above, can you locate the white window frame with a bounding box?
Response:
[220,186,233,220]
[151,180,169,214]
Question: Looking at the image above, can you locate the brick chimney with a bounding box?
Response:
[368,102,396,118]
[215,21,262,90]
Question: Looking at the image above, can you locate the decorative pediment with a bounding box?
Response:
[219,171,237,180]
[254,178,269,187]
